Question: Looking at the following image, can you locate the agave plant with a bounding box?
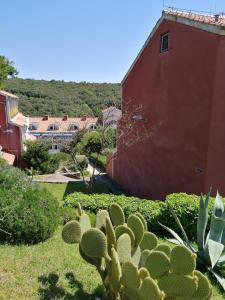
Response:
[160,191,225,290]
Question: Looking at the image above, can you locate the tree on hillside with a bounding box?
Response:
[4,78,121,117]
[0,55,17,88]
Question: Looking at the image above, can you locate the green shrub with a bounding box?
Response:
[60,206,77,225]
[0,158,6,166]
[23,140,70,174]
[0,163,30,189]
[0,165,60,243]
[89,153,107,171]
[64,192,217,239]
[51,152,70,163]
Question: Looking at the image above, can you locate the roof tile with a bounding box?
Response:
[29,116,98,133]
[165,9,225,26]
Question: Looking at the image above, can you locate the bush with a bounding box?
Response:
[0,163,30,189]
[23,140,68,174]
[0,165,60,243]
[0,158,6,166]
[50,152,70,165]
[64,192,218,239]
[89,153,107,171]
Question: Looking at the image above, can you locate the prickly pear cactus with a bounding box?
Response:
[62,202,212,300]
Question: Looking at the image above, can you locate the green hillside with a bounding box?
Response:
[5,78,121,117]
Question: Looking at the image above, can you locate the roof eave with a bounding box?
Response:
[121,15,164,85]
[0,90,18,99]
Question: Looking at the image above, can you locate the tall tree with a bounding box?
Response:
[0,55,17,88]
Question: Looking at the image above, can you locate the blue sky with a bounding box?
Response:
[1,0,225,83]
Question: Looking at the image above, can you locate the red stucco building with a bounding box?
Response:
[108,9,225,199]
[0,90,29,165]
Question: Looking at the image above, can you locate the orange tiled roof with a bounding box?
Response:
[11,113,27,127]
[2,152,15,165]
[0,90,18,99]
[164,9,225,26]
[29,116,98,133]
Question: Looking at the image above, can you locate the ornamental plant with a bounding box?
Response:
[160,191,225,291]
[62,202,212,300]
[0,164,60,243]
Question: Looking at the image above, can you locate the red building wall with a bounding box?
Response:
[0,95,21,164]
[113,19,225,199]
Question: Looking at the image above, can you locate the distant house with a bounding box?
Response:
[101,106,122,128]
[29,115,98,152]
[0,90,30,165]
[108,8,225,199]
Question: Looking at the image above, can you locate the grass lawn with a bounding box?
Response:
[0,227,106,300]
[39,182,110,204]
[0,228,224,299]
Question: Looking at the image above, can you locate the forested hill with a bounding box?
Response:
[4,78,121,117]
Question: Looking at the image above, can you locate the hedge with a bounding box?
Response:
[64,192,218,240]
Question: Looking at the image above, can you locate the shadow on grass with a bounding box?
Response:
[63,181,110,199]
[38,272,106,300]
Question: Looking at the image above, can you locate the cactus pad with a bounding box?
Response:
[121,261,141,290]
[81,228,107,258]
[155,244,171,257]
[136,212,147,231]
[170,245,196,275]
[77,202,82,216]
[117,233,131,263]
[62,220,81,244]
[138,267,149,280]
[79,244,102,267]
[191,270,212,299]
[105,217,116,246]
[95,210,110,231]
[158,274,198,298]
[140,232,158,251]
[79,213,91,234]
[115,225,135,246]
[139,249,151,268]
[109,203,125,226]
[127,215,144,246]
[110,247,122,293]
[138,277,165,300]
[145,251,170,279]
[131,246,142,266]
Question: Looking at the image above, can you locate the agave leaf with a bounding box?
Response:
[159,222,185,246]
[166,238,184,245]
[221,227,225,246]
[213,191,224,218]
[197,192,210,250]
[210,269,225,291]
[217,254,225,266]
[209,215,225,243]
[166,200,195,252]
[206,239,224,268]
